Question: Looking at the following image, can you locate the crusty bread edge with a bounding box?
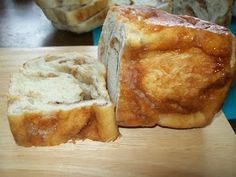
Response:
[8,103,119,147]
[117,80,231,129]
[107,6,234,129]
[157,37,236,129]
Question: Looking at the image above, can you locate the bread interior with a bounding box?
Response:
[100,12,126,106]
[8,53,110,115]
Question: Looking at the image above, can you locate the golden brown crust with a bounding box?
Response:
[232,37,236,86]
[112,5,231,33]
[112,6,232,57]
[8,104,119,147]
[111,6,235,128]
[137,48,232,114]
[158,80,231,128]
[117,47,233,128]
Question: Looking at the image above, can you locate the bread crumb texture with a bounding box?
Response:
[8,53,119,146]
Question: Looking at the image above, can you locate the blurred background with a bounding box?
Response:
[0,0,235,132]
[1,0,236,47]
[0,0,94,47]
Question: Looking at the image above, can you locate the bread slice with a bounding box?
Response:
[8,53,119,147]
[52,8,108,33]
[98,6,236,128]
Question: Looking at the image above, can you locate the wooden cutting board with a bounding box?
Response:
[0,47,236,177]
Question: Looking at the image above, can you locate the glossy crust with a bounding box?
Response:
[8,104,119,147]
[105,6,236,128]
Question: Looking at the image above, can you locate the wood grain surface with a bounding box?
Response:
[0,47,236,177]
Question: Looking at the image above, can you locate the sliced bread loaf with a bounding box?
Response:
[8,53,119,147]
[98,6,236,128]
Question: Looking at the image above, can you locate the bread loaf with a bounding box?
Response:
[35,0,108,33]
[8,53,119,146]
[52,8,108,33]
[110,0,172,13]
[99,6,236,128]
